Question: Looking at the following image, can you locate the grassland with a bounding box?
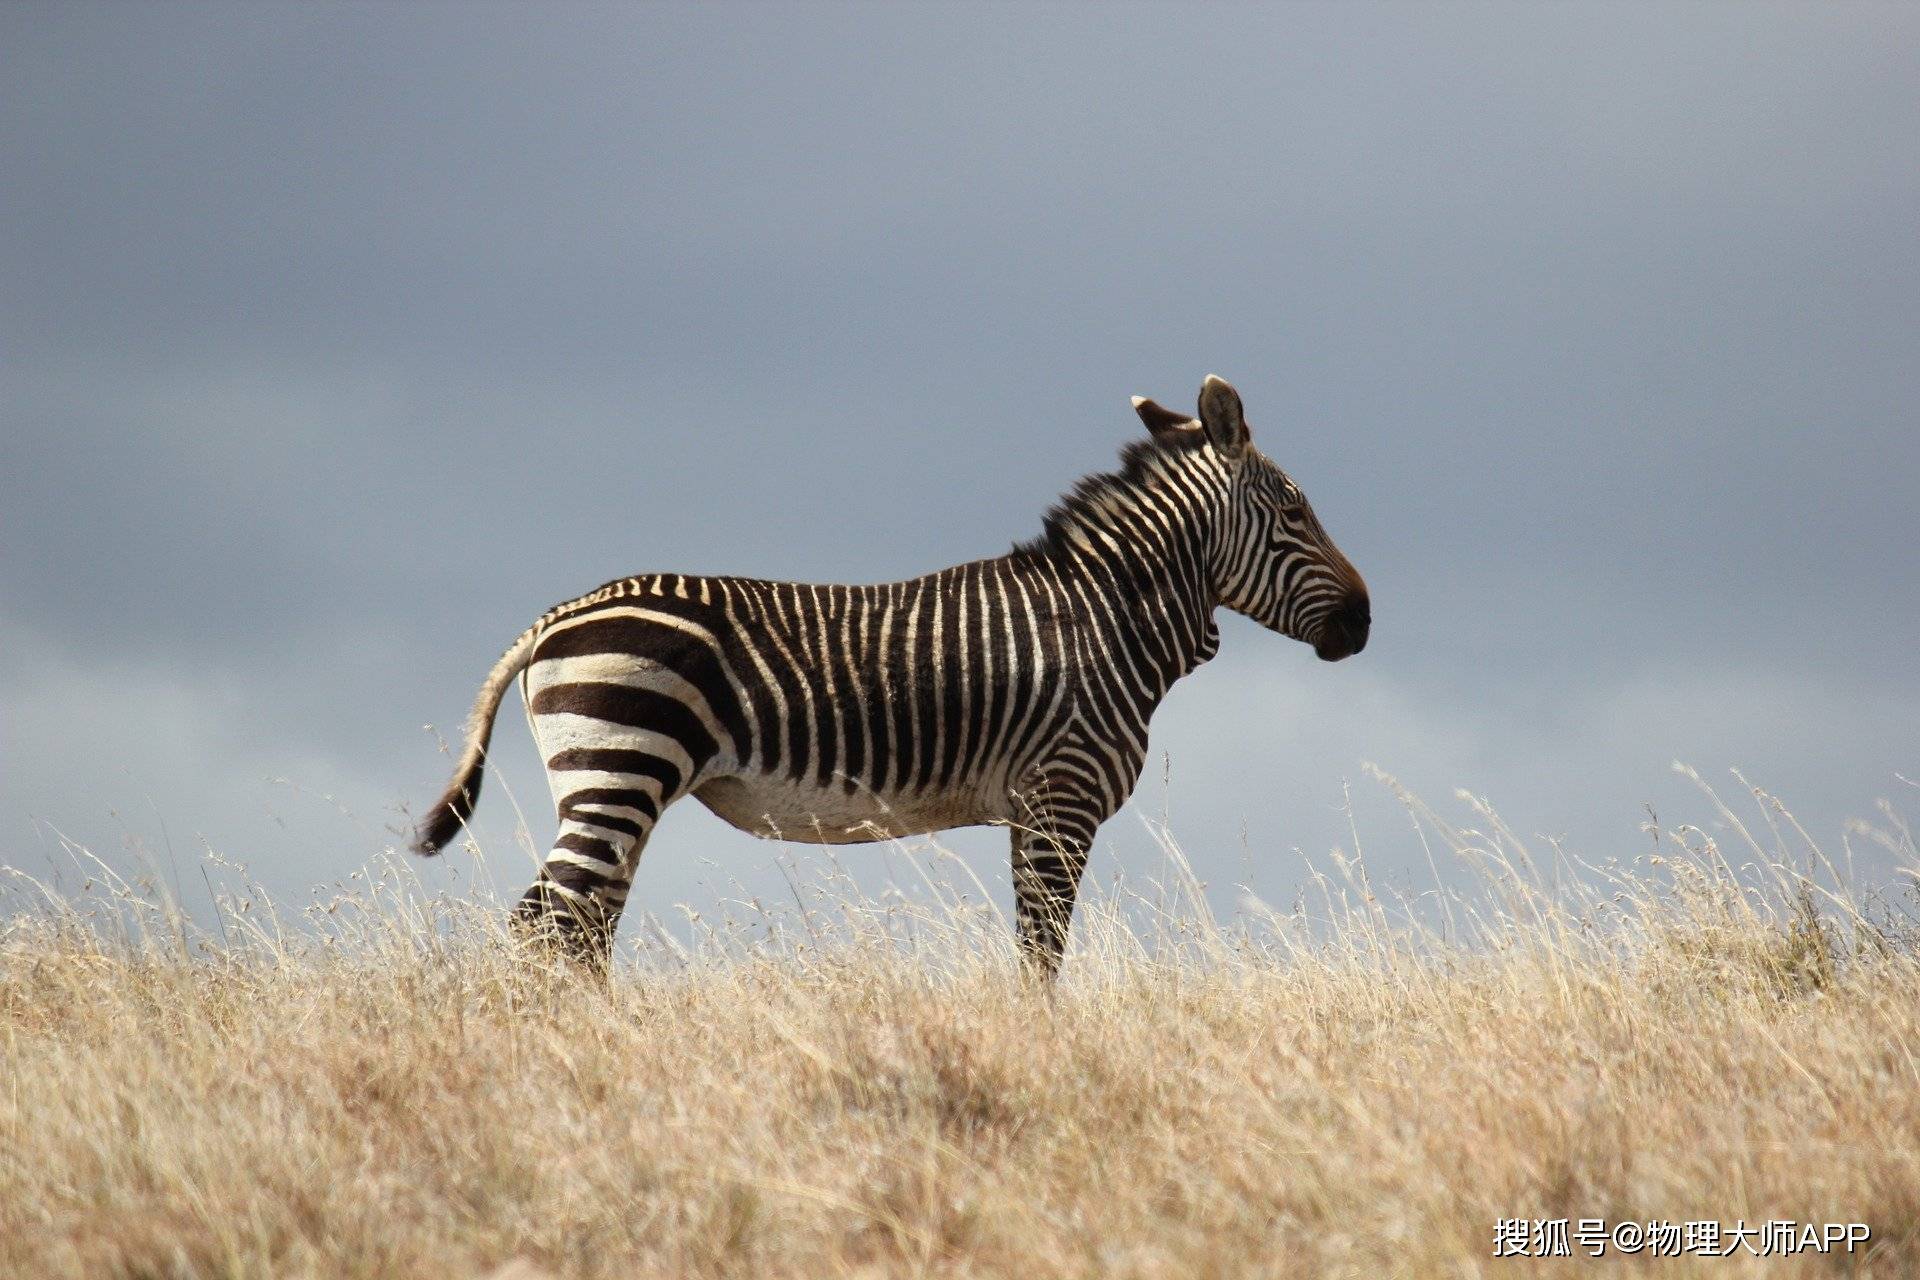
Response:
[3,770,1917,1278]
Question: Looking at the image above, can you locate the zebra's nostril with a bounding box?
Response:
[1339,594,1371,649]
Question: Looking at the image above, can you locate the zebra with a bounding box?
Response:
[410,375,1369,975]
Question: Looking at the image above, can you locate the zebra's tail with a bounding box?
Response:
[411,623,541,856]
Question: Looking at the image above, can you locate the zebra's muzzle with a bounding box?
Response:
[1314,592,1371,662]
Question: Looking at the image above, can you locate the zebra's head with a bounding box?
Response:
[1135,376,1371,661]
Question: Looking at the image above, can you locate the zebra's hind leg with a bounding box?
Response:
[512,805,656,971]
[1009,798,1101,980]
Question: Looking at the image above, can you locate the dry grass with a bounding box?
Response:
[3,769,1918,1279]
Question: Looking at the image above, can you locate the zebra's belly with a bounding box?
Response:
[692,774,1007,845]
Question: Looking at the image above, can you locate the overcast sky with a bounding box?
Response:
[4,3,1915,944]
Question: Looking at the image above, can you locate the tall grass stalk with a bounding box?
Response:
[2,772,1916,1278]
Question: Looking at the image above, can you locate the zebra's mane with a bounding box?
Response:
[1014,430,1214,557]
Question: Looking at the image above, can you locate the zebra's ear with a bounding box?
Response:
[1132,395,1200,443]
[1197,375,1250,458]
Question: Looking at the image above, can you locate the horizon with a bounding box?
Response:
[4,3,1915,943]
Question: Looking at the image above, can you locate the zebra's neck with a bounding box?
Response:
[1014,438,1227,699]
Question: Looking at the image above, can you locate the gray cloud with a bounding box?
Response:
[4,3,1915,932]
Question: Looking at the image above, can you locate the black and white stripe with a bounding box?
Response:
[412,376,1369,974]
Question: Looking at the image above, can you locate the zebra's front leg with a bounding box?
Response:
[1009,799,1102,980]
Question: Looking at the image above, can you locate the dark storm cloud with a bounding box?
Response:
[3,3,1915,920]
